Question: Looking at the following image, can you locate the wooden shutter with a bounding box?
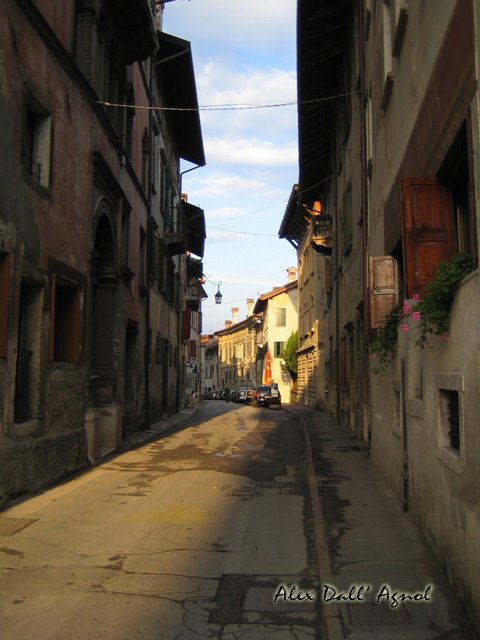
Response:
[190,339,197,358]
[0,253,10,357]
[369,256,399,329]
[401,178,455,297]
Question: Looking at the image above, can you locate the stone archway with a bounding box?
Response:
[87,209,121,460]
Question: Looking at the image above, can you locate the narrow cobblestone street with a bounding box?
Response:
[0,402,476,639]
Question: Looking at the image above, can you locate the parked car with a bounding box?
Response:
[238,386,253,403]
[252,384,281,408]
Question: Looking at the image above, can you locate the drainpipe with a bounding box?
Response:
[333,132,341,424]
[359,0,370,440]
[144,57,154,429]
[401,358,409,512]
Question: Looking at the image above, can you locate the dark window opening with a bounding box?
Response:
[21,96,52,189]
[437,121,476,260]
[15,283,43,422]
[51,279,81,364]
[141,128,149,194]
[274,341,285,358]
[125,85,135,159]
[440,388,460,451]
[0,253,10,358]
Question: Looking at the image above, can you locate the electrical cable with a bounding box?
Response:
[97,90,359,113]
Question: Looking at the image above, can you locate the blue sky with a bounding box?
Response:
[163,0,298,333]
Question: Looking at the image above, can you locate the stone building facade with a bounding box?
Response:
[216,315,259,390]
[281,0,480,631]
[0,0,205,504]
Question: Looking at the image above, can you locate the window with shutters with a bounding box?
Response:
[274,341,285,358]
[0,253,10,358]
[276,307,286,326]
[401,121,476,298]
[401,178,455,298]
[369,256,400,329]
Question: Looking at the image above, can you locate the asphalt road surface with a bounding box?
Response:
[0,401,324,640]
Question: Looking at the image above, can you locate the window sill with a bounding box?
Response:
[437,446,465,474]
[22,169,53,201]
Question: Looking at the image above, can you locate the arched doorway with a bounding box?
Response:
[89,208,121,457]
[91,213,117,373]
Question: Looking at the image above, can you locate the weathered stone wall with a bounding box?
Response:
[0,428,87,503]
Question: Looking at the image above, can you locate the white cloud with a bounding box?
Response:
[205,137,297,167]
[205,230,250,243]
[163,0,296,55]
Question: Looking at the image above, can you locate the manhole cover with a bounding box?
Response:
[244,587,316,613]
[0,517,38,536]
[348,603,410,625]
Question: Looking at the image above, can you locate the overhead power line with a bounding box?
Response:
[97,90,359,113]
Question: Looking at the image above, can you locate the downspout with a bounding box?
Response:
[401,357,409,512]
[359,0,370,442]
[334,139,341,423]
[144,57,154,428]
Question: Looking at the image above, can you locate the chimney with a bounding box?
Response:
[246,298,254,316]
[231,307,239,325]
[225,320,232,329]
[287,266,298,283]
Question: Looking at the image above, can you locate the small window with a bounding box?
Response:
[274,341,285,358]
[141,128,149,194]
[439,389,460,451]
[139,228,146,287]
[120,204,131,268]
[22,94,52,189]
[125,84,135,159]
[436,373,465,473]
[276,307,286,326]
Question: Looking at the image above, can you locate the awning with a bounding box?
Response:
[155,32,205,166]
[278,183,309,244]
[183,202,206,258]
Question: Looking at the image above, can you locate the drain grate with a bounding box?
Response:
[348,603,410,625]
[0,517,38,536]
[244,586,316,613]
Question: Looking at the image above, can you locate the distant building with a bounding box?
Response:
[216,302,261,389]
[253,274,298,402]
[200,334,219,395]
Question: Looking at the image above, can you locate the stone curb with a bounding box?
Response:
[284,405,345,640]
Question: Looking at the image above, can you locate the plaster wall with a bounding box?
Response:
[265,287,298,402]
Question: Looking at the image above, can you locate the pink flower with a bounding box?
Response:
[400,324,409,333]
[369,352,377,360]
[412,293,421,302]
[440,333,449,341]
[403,302,412,315]
[412,311,421,320]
